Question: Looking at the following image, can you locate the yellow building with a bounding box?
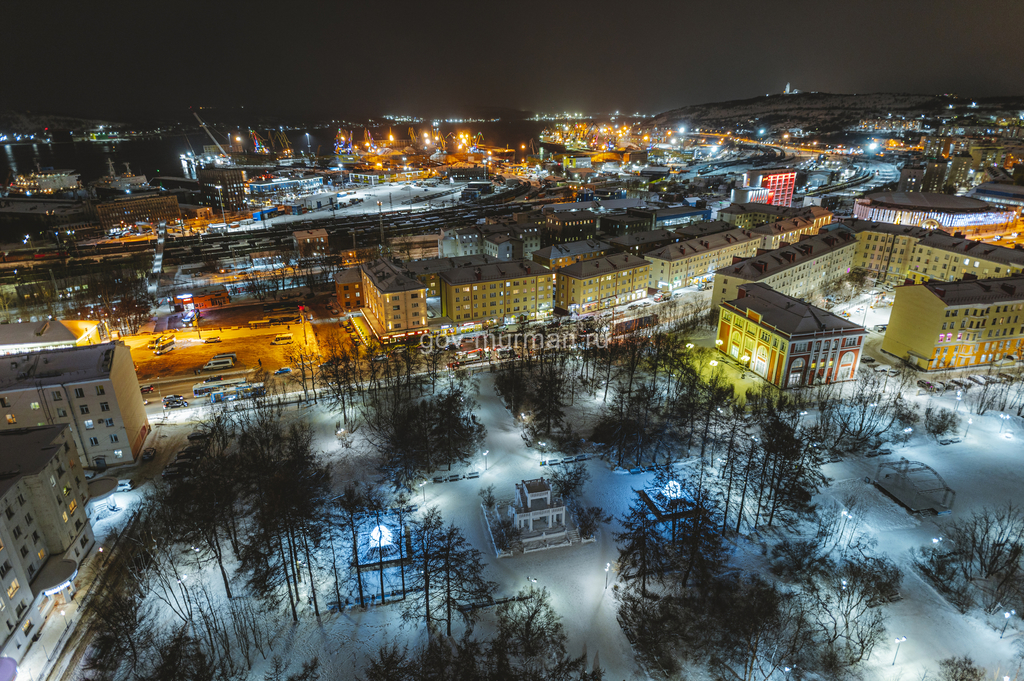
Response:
[439,261,553,327]
[881,276,1024,371]
[711,229,859,309]
[847,219,1024,284]
[718,203,832,230]
[555,253,650,314]
[359,260,429,343]
[749,216,823,250]
[645,228,761,291]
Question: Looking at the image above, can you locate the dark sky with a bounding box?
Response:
[3,0,1022,122]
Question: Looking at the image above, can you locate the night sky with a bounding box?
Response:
[3,0,1023,121]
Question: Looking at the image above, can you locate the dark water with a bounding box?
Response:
[1,120,551,185]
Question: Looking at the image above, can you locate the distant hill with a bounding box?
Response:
[651,92,1024,134]
[0,110,120,135]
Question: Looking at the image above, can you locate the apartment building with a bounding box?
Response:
[711,229,859,308]
[359,260,429,343]
[749,216,823,250]
[881,276,1024,371]
[0,343,149,468]
[555,253,650,314]
[607,229,681,256]
[403,255,499,297]
[438,261,553,326]
[438,224,541,259]
[717,283,866,388]
[544,211,600,243]
[0,425,94,663]
[645,228,761,291]
[334,268,363,310]
[719,203,833,230]
[532,240,613,271]
[95,194,180,231]
[847,219,1024,284]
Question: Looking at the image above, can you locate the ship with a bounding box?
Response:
[4,167,82,198]
[90,159,160,199]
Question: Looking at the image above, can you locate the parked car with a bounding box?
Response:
[141,447,156,462]
[917,379,935,391]
[873,365,889,373]
[174,452,202,464]
[162,466,187,479]
[273,367,292,375]
[181,443,206,455]
[968,375,987,386]
[204,336,222,344]
[861,356,876,363]
[874,324,888,332]
[117,479,133,492]
[164,398,189,408]
[163,394,184,404]
[186,431,209,442]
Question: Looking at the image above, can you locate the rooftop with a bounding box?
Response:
[438,260,549,285]
[913,232,1024,268]
[913,276,1024,306]
[0,320,100,350]
[0,426,69,498]
[749,216,816,236]
[645,229,760,261]
[859,191,1001,212]
[716,228,858,281]
[608,229,679,247]
[534,240,611,260]
[404,254,499,276]
[842,219,939,239]
[546,210,600,223]
[559,252,650,279]
[0,342,123,390]
[719,202,831,221]
[360,259,425,293]
[725,283,865,336]
[674,220,736,239]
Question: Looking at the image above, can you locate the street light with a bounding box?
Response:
[1002,609,1016,638]
[999,413,1010,433]
[419,481,427,503]
[965,418,972,437]
[483,450,488,470]
[892,636,906,665]
[955,390,962,412]
[604,562,611,589]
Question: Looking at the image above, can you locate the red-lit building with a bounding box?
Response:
[174,287,230,311]
[731,168,798,208]
[716,283,866,388]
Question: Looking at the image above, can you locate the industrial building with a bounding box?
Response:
[95,195,180,232]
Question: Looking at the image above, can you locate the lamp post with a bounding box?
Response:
[1001,609,1016,638]
[892,636,906,665]
[419,481,427,503]
[483,450,488,470]
[214,185,227,226]
[60,608,69,630]
[955,390,962,412]
[999,413,1010,433]
[604,562,611,589]
[965,418,972,437]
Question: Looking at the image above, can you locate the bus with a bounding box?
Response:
[209,382,265,403]
[248,319,272,329]
[193,378,246,397]
[202,357,235,371]
[153,337,175,355]
[271,333,293,345]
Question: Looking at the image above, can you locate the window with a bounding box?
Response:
[74,388,84,398]
[5,415,15,425]
[79,405,89,415]
[6,580,18,599]
[110,434,119,443]
[88,437,98,447]
[16,495,24,507]
[95,386,105,396]
[56,408,67,418]
[18,547,27,559]
[30,402,40,410]
[99,402,109,412]
[84,420,94,429]
[62,512,68,523]
[68,499,78,514]
[114,449,123,458]
[0,562,9,579]
[105,418,114,427]
[24,513,32,525]
[51,391,62,401]
[11,527,20,540]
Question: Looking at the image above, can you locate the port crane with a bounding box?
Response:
[193,111,228,157]
[250,129,269,154]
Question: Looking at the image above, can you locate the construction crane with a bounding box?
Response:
[193,111,228,157]
[334,129,353,155]
[363,128,375,150]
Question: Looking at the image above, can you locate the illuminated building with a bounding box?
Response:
[555,253,650,314]
[716,283,866,388]
[0,425,95,663]
[853,191,1016,238]
[882,276,1024,370]
[95,195,180,232]
[730,168,798,207]
[645,228,761,290]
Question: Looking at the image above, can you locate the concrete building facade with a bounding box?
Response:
[645,228,761,291]
[554,253,650,314]
[0,343,149,468]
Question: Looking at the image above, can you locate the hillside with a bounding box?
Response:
[651,92,1024,133]
[0,110,119,135]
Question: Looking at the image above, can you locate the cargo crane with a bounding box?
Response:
[268,130,293,156]
[193,111,228,157]
[334,129,353,154]
[250,129,269,154]
[363,128,376,150]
